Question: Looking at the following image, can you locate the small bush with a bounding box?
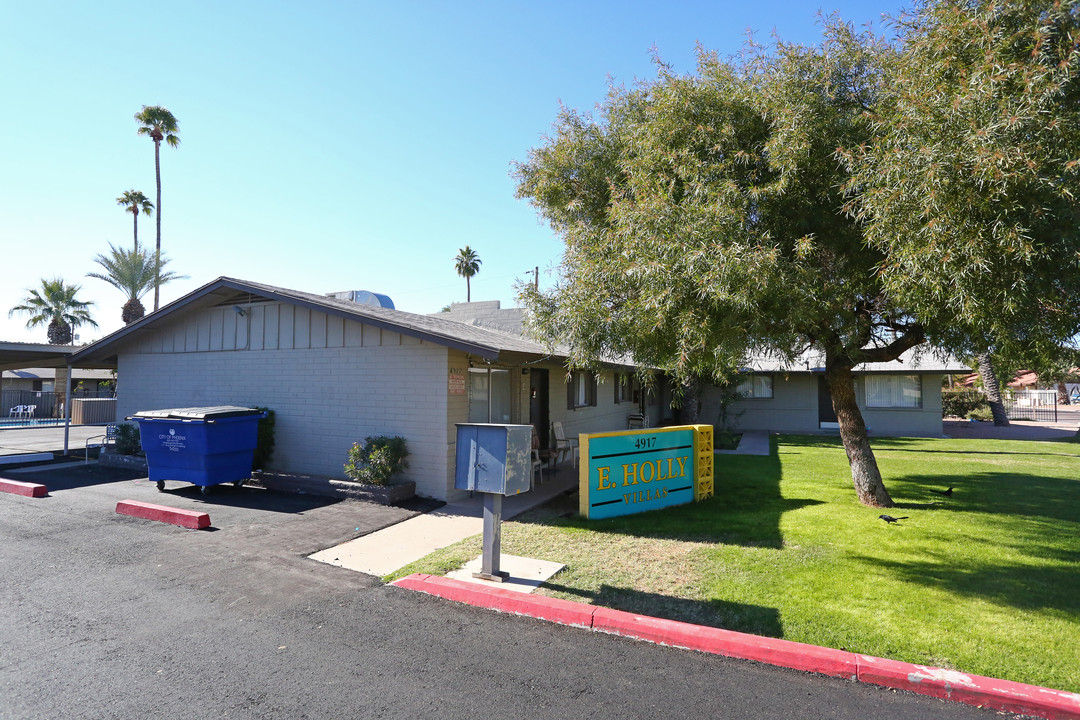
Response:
[966,406,994,422]
[252,407,275,470]
[344,436,409,486]
[114,423,142,456]
[941,388,988,419]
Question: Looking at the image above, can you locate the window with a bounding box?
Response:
[736,374,773,399]
[865,375,922,408]
[567,371,597,409]
[614,372,635,404]
[468,368,512,423]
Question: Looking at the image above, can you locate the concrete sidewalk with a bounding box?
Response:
[0,425,104,456]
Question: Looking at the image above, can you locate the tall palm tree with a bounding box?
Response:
[134,105,180,312]
[8,278,98,345]
[454,246,482,302]
[116,190,154,254]
[87,243,186,324]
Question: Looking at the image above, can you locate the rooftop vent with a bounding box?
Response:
[326,290,395,309]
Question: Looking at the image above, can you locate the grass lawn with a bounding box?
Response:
[389,434,1080,692]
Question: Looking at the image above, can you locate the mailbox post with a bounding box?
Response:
[454,423,532,582]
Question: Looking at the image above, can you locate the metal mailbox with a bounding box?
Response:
[454,423,532,495]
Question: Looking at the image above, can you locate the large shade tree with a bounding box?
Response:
[515,23,940,508]
[87,243,186,324]
[849,0,1080,375]
[8,278,98,345]
[116,189,153,254]
[454,246,482,302]
[135,105,180,312]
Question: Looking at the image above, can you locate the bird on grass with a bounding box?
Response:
[928,486,955,497]
[879,514,909,524]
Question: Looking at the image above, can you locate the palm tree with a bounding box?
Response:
[116,190,154,254]
[87,243,186,324]
[8,278,98,345]
[134,105,180,312]
[454,246,482,302]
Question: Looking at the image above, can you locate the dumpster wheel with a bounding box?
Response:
[200,485,211,496]
[156,481,165,492]
[233,478,246,489]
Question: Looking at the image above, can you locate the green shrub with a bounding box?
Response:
[114,423,142,456]
[966,406,994,422]
[252,407,275,470]
[941,388,988,419]
[344,436,409,486]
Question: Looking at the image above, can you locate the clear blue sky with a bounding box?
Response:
[1,0,903,344]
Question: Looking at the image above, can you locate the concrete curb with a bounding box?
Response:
[0,477,48,497]
[115,500,211,530]
[392,573,1080,720]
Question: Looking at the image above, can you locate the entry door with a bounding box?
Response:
[818,376,838,426]
[529,369,549,450]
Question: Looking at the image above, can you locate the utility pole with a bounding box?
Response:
[533,266,539,290]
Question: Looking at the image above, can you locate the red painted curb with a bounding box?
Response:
[391,573,1080,720]
[115,500,211,530]
[856,655,1080,720]
[592,606,858,680]
[0,477,48,498]
[392,574,595,628]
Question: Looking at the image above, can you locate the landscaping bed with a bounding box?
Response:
[389,434,1080,693]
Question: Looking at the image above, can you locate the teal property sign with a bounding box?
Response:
[578,425,714,520]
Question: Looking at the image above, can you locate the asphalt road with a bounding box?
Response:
[0,465,1026,720]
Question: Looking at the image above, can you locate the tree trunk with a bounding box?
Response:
[133,212,139,255]
[122,297,145,325]
[466,275,471,302]
[680,377,700,423]
[47,318,72,345]
[1057,382,1070,406]
[826,361,894,508]
[976,352,1010,426]
[153,138,162,312]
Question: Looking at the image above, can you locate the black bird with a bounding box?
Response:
[879,514,909,524]
[929,486,955,497]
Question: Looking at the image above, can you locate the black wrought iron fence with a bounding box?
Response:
[1004,390,1058,422]
[1,389,117,427]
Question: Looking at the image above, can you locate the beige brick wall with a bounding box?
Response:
[117,329,453,499]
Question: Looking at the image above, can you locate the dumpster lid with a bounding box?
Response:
[130,406,264,420]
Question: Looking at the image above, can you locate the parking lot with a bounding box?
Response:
[0,458,1013,719]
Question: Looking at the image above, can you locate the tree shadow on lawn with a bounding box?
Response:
[850,552,1080,615]
[543,580,783,637]
[886,471,1080,525]
[520,437,823,549]
[780,433,1080,459]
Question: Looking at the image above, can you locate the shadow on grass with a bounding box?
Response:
[851,553,1080,614]
[887,471,1080,525]
[780,433,1080,458]
[544,581,783,636]
[518,437,823,549]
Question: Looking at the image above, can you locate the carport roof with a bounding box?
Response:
[68,276,570,367]
[0,341,74,372]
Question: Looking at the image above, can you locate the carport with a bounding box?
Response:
[0,340,112,456]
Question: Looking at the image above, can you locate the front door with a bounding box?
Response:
[818,376,838,427]
[529,369,549,449]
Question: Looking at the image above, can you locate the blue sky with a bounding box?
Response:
[1,0,902,344]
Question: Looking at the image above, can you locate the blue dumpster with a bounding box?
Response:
[129,406,265,494]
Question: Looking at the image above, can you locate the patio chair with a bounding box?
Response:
[25,405,36,419]
[552,421,579,468]
[8,405,27,419]
[531,430,544,486]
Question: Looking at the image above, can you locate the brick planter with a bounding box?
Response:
[252,471,416,505]
[98,448,149,473]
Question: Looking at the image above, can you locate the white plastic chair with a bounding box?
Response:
[8,405,26,419]
[552,421,579,468]
[25,404,36,419]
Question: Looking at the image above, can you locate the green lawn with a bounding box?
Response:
[389,435,1080,693]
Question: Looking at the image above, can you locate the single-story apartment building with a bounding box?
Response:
[69,277,648,501]
[700,351,969,437]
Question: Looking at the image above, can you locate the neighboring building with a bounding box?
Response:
[2,367,114,393]
[69,277,642,501]
[700,352,969,437]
